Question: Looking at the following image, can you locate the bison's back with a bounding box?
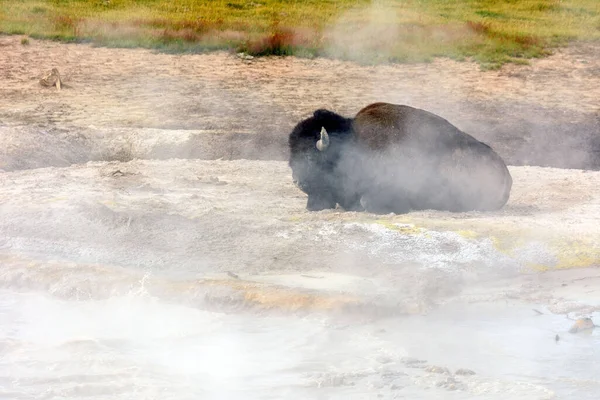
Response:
[351,102,512,212]
[353,102,483,152]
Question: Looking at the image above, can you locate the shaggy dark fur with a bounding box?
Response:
[288,102,513,214]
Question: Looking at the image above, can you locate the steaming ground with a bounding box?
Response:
[1,159,600,399]
[1,34,600,399]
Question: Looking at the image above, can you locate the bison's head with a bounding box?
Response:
[288,109,357,211]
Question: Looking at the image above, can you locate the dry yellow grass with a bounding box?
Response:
[1,0,599,68]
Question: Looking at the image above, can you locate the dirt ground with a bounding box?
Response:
[0,34,599,171]
[1,158,599,316]
[1,157,599,398]
[1,32,599,303]
[1,33,600,306]
[1,35,600,399]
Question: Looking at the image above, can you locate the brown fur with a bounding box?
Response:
[287,102,512,213]
[351,102,512,212]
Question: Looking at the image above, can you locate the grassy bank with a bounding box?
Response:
[1,0,599,69]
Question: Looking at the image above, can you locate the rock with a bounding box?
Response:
[425,365,450,374]
[381,370,408,379]
[236,52,254,61]
[226,271,239,279]
[455,368,476,376]
[376,355,394,364]
[569,317,596,333]
[198,176,227,185]
[436,376,465,391]
[39,68,62,90]
[401,357,427,366]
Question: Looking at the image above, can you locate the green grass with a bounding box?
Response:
[1,0,599,69]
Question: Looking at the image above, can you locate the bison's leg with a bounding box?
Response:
[334,190,363,212]
[360,188,411,215]
[338,198,364,212]
[306,192,337,211]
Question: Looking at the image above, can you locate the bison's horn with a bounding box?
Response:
[316,127,330,152]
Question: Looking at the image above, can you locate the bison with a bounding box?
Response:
[288,102,512,214]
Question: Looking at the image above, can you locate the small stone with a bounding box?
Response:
[455,368,476,376]
[425,365,450,374]
[236,52,254,60]
[436,376,464,391]
[569,317,595,333]
[401,357,427,366]
[382,370,408,378]
[226,271,239,279]
[376,355,393,364]
[39,68,62,90]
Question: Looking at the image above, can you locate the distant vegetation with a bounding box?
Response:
[1,0,599,69]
